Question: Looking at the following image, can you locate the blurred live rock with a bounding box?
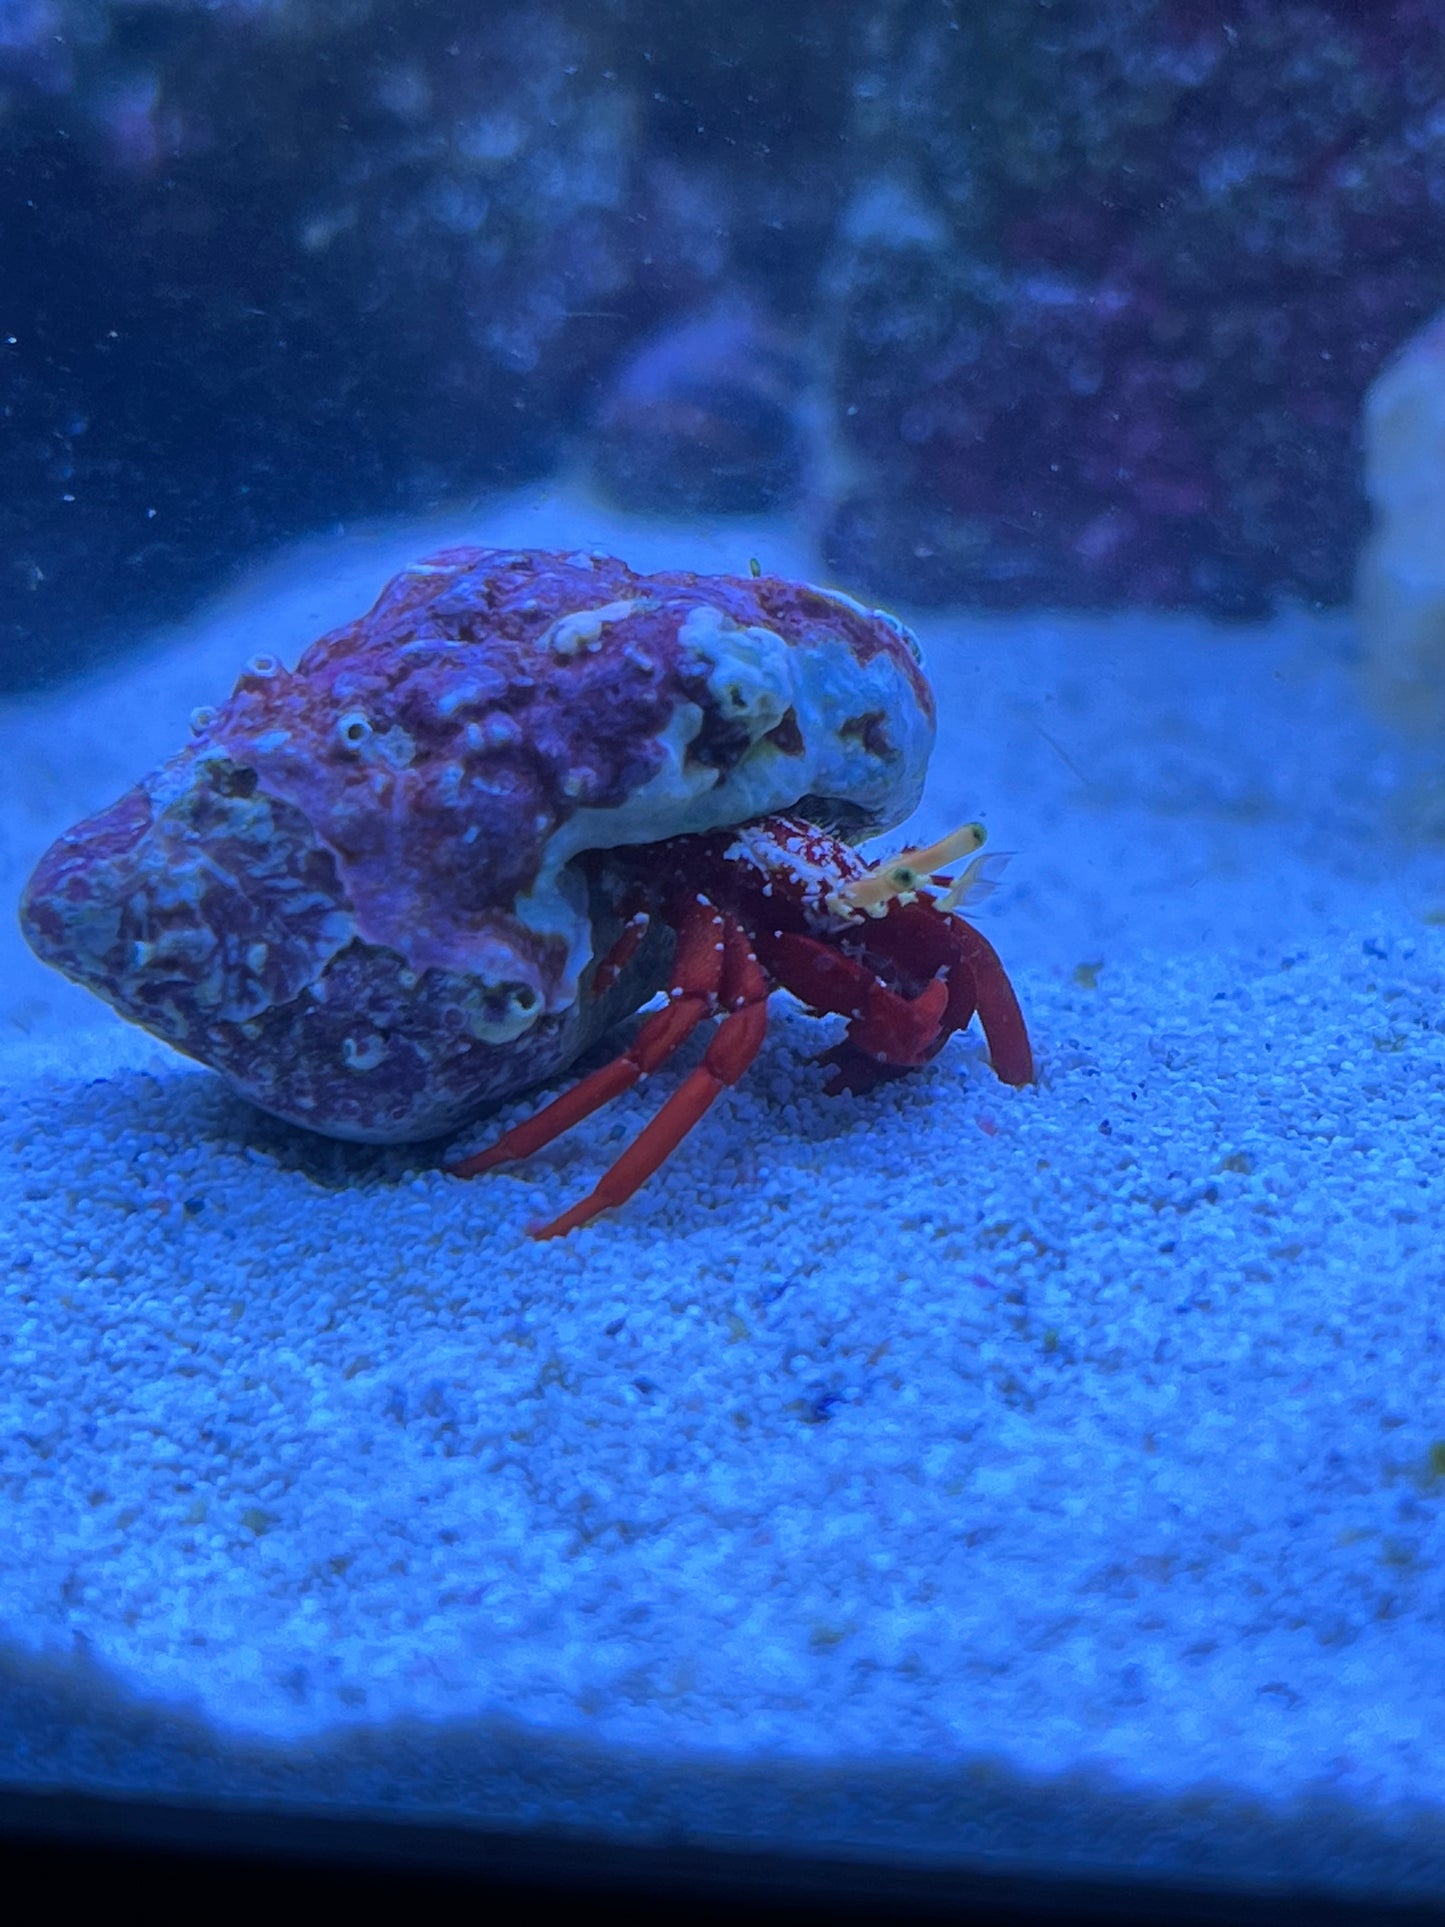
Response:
[4,0,1443,687]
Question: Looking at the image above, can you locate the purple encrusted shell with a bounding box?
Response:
[19,547,934,1142]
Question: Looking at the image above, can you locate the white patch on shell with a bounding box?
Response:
[463,982,544,1045]
[677,604,793,733]
[333,711,415,769]
[505,594,933,1015]
[466,714,519,750]
[341,1031,387,1072]
[445,929,554,1044]
[673,599,933,830]
[541,598,642,657]
[503,702,715,1012]
[800,583,926,664]
[436,681,489,719]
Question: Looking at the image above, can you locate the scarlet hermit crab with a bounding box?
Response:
[19,546,1032,1237]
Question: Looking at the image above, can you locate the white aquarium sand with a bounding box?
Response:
[3,487,1445,1902]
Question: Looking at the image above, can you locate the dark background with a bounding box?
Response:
[4,0,1444,690]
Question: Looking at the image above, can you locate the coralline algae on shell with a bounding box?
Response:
[19,547,932,1144]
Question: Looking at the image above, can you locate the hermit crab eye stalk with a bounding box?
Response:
[833,821,989,919]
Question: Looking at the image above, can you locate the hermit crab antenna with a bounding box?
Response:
[837,821,987,917]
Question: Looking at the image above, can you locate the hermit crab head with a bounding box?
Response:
[19,547,934,1142]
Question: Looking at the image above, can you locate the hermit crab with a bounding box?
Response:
[19,546,1032,1237]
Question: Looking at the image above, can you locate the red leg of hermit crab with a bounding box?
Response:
[759,899,1033,1097]
[448,894,771,1239]
[950,916,1033,1088]
[760,929,951,1068]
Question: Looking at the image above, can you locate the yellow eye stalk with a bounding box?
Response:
[832,821,1010,919]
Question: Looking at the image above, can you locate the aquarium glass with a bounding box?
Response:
[4,0,1445,1912]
